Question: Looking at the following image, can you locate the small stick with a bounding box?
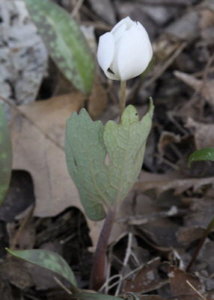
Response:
[54,276,72,295]
[186,280,206,300]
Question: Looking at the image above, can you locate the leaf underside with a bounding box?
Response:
[0,104,12,205]
[7,248,77,287]
[65,102,154,221]
[25,0,95,94]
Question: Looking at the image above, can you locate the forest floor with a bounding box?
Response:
[0,0,214,299]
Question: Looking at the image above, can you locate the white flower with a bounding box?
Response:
[97,16,153,81]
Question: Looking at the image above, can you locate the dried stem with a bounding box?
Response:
[89,208,115,290]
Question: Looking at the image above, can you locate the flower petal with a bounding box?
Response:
[116,23,153,81]
[111,16,134,34]
[97,32,115,73]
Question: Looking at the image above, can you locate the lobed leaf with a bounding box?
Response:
[25,0,95,94]
[7,248,77,287]
[65,101,154,221]
[0,104,12,205]
[188,147,214,166]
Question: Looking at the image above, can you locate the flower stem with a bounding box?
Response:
[89,208,115,291]
[119,81,127,121]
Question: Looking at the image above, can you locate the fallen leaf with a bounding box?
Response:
[0,259,33,290]
[176,227,205,246]
[158,131,181,157]
[174,71,214,106]
[122,258,167,293]
[199,8,214,29]
[169,267,204,300]
[11,93,103,246]
[186,118,214,149]
[184,197,214,228]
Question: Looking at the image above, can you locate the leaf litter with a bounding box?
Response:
[0,0,214,299]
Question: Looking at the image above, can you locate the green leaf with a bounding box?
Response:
[25,0,95,94]
[65,101,154,221]
[188,147,214,166]
[7,249,77,287]
[0,104,12,205]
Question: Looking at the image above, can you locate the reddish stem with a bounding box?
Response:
[89,208,115,290]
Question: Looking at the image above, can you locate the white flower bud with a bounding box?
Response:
[97,16,153,81]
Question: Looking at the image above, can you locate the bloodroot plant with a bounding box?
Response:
[65,16,153,291]
[7,10,154,300]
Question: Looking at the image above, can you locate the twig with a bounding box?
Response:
[123,232,133,267]
[71,0,84,18]
[54,276,72,295]
[186,280,206,300]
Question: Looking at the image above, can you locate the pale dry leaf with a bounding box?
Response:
[122,257,165,293]
[199,9,214,29]
[174,71,214,106]
[186,118,214,149]
[199,8,214,41]
[169,267,204,300]
[158,131,181,157]
[11,93,103,246]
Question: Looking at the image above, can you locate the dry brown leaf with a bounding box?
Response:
[176,227,205,246]
[169,267,204,300]
[158,131,181,156]
[11,93,103,246]
[122,258,167,294]
[174,71,214,106]
[200,9,214,29]
[186,118,214,149]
